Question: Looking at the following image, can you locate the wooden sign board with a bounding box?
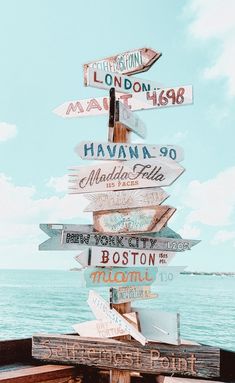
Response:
[68,158,185,194]
[39,223,200,252]
[133,308,180,345]
[53,85,193,119]
[83,266,185,288]
[93,205,176,234]
[83,47,162,77]
[75,247,176,268]
[76,141,184,162]
[115,100,146,138]
[73,312,138,339]
[87,290,146,345]
[86,68,162,94]
[111,286,157,304]
[84,188,169,212]
[32,334,223,379]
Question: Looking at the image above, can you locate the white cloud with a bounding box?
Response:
[182,166,235,226]
[0,122,17,142]
[46,175,68,193]
[186,0,235,96]
[212,230,235,245]
[179,224,201,239]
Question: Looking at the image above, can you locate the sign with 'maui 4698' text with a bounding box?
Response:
[69,158,185,194]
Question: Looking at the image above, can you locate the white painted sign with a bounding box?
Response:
[86,68,162,94]
[115,101,146,138]
[73,312,138,338]
[75,247,176,268]
[111,286,157,304]
[53,85,193,118]
[69,158,185,194]
[76,142,184,162]
[84,188,169,212]
[87,290,147,345]
[83,47,161,76]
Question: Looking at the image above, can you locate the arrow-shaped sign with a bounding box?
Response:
[53,85,193,119]
[83,47,162,77]
[74,247,176,268]
[39,224,200,252]
[93,205,176,234]
[110,286,157,304]
[68,158,185,194]
[115,100,146,138]
[84,188,169,212]
[87,290,147,345]
[75,141,184,162]
[84,266,185,288]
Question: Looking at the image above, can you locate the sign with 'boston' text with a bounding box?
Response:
[68,158,185,194]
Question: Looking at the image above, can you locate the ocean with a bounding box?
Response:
[0,270,235,351]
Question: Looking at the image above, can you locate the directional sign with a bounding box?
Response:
[93,205,176,234]
[69,158,185,194]
[87,290,147,345]
[86,68,163,95]
[75,141,184,162]
[84,188,169,212]
[74,247,176,268]
[83,47,162,77]
[73,312,138,338]
[111,286,157,304]
[115,100,146,138]
[53,85,193,119]
[83,266,185,288]
[133,308,180,345]
[39,223,200,252]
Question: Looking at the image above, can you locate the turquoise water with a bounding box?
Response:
[0,270,235,351]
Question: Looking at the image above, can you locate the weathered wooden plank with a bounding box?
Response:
[84,188,169,212]
[32,334,221,379]
[83,266,185,288]
[74,247,176,268]
[53,85,193,119]
[39,223,200,252]
[87,291,146,345]
[115,101,146,138]
[75,142,184,162]
[83,47,162,77]
[0,339,32,365]
[110,286,157,304]
[93,206,176,234]
[68,158,185,194]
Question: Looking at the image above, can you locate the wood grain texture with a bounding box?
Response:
[32,335,221,379]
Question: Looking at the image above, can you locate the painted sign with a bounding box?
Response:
[69,158,185,194]
[83,266,185,288]
[111,286,157,304]
[133,308,180,345]
[75,247,176,268]
[84,188,169,212]
[93,205,176,234]
[84,267,157,288]
[87,290,147,345]
[73,312,138,338]
[53,85,193,118]
[39,223,200,252]
[83,47,162,77]
[115,100,146,138]
[33,334,222,379]
[76,141,184,162]
[86,68,162,94]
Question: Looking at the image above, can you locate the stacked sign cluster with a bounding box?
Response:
[40,48,199,347]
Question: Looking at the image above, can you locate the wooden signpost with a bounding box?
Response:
[93,205,176,234]
[76,141,184,162]
[83,47,162,76]
[115,100,146,138]
[74,247,176,268]
[84,188,169,212]
[53,85,193,119]
[68,158,185,194]
[110,286,157,304]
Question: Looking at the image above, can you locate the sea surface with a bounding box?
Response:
[0,270,235,351]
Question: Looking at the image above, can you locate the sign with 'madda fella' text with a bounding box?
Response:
[69,158,185,194]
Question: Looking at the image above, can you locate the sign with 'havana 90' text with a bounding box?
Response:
[68,158,185,194]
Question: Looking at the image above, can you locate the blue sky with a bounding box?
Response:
[0,0,234,270]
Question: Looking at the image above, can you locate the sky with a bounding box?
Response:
[0,0,234,271]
